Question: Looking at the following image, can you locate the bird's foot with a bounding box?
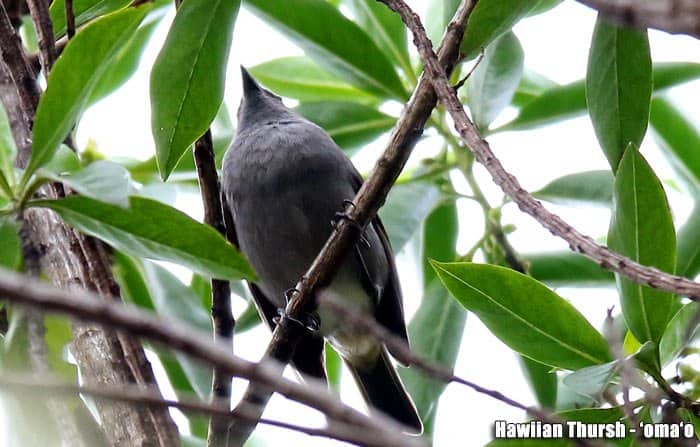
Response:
[331,200,370,248]
[273,308,320,333]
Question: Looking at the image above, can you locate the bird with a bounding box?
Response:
[221,67,422,433]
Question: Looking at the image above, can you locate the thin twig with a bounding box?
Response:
[453,48,484,91]
[318,294,603,447]
[193,130,235,447]
[65,0,76,39]
[226,2,477,443]
[0,268,425,447]
[379,0,700,301]
[0,1,40,125]
[603,309,646,447]
[0,373,409,447]
[575,0,700,39]
[25,0,57,78]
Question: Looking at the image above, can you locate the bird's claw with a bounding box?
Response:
[331,200,370,248]
[273,308,320,333]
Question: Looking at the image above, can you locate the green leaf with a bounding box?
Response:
[526,251,614,287]
[159,352,209,437]
[500,80,585,131]
[425,0,460,44]
[0,101,17,191]
[295,102,394,153]
[141,261,213,398]
[527,0,562,16]
[44,145,81,174]
[659,303,700,366]
[533,170,614,207]
[126,104,233,184]
[461,0,540,60]
[653,62,700,90]
[586,17,652,172]
[243,0,405,98]
[677,202,700,278]
[249,57,376,104]
[39,160,133,207]
[44,315,77,380]
[608,146,679,344]
[325,343,342,392]
[150,0,240,179]
[0,313,62,446]
[555,376,595,411]
[432,262,612,370]
[33,195,255,280]
[467,31,524,130]
[519,356,557,409]
[112,251,154,310]
[632,341,662,381]
[346,0,412,80]
[562,361,618,398]
[379,182,442,252]
[235,301,262,333]
[501,63,699,132]
[0,218,21,271]
[50,0,132,38]
[511,69,558,107]
[89,9,164,104]
[401,202,464,437]
[113,252,214,402]
[25,5,151,183]
[650,97,700,189]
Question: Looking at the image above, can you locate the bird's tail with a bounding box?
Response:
[348,348,423,434]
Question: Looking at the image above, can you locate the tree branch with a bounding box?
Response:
[0,373,411,447]
[65,0,76,39]
[379,0,700,301]
[0,3,180,445]
[193,130,235,447]
[575,0,700,39]
[0,268,426,447]
[0,2,40,134]
[319,294,604,447]
[25,0,57,77]
[226,2,477,443]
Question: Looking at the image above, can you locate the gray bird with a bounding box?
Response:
[221,67,421,432]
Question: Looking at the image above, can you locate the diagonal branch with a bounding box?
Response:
[0,267,426,447]
[226,1,477,443]
[575,0,700,39]
[379,0,700,301]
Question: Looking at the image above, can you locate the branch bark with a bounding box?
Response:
[0,3,179,445]
[25,0,56,77]
[0,268,426,447]
[575,0,700,39]
[379,0,700,301]
[193,130,234,447]
[226,2,477,443]
[0,373,413,447]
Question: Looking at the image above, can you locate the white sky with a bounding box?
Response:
[73,1,700,446]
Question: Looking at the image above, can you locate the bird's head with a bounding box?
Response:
[237,66,297,132]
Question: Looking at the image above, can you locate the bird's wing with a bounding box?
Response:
[349,171,410,361]
[222,194,327,381]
